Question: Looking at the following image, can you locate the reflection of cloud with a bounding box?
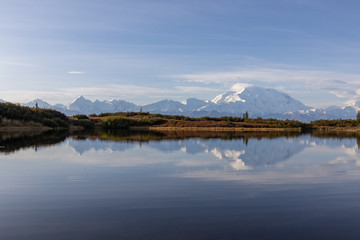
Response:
[342,145,358,156]
[329,156,360,167]
[173,160,360,184]
[212,149,251,170]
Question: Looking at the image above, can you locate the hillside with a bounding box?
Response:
[0,102,93,131]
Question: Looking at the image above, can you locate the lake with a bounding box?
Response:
[1,130,360,239]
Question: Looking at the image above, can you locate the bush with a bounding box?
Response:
[137,116,164,125]
[0,102,69,125]
[42,118,59,128]
[55,118,70,128]
[71,119,94,129]
[101,117,136,129]
[73,114,89,120]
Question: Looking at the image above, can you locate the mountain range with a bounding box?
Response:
[4,84,360,121]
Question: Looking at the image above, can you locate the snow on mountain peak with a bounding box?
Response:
[211,83,251,104]
[70,95,85,105]
[345,99,360,111]
[230,83,252,93]
[211,92,246,104]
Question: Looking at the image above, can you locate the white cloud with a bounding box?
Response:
[68,71,85,74]
[174,85,219,93]
[230,83,252,92]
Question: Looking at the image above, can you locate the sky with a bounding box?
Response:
[1,0,360,107]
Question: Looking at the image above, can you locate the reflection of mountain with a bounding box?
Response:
[3,130,360,170]
[67,135,309,169]
[68,138,136,155]
[208,138,307,169]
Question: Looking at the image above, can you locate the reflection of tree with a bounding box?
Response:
[311,131,360,149]
[0,130,68,154]
[73,129,303,143]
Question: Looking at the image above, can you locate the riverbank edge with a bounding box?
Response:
[0,125,84,132]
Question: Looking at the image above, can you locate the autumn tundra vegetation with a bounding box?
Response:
[1,102,360,131]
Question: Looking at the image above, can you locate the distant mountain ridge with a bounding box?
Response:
[4,84,360,121]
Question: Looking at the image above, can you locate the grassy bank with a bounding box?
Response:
[92,112,310,131]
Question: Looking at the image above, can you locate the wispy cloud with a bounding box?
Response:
[0,84,219,105]
[0,60,37,67]
[174,86,219,93]
[169,67,360,101]
[68,71,85,74]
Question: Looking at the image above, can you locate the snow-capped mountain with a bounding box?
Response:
[0,99,5,103]
[63,96,139,115]
[210,85,309,114]
[24,99,53,109]
[4,83,360,121]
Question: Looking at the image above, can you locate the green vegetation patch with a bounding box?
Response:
[0,102,69,128]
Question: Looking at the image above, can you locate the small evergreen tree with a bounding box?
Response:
[243,111,249,121]
[357,110,360,123]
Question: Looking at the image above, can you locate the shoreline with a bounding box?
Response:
[1,125,360,133]
[0,125,84,132]
[0,126,52,132]
[131,126,303,132]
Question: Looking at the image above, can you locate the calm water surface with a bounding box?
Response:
[1,130,360,239]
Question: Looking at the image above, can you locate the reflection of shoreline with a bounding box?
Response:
[0,126,52,132]
[2,129,360,166]
[1,129,303,156]
[80,129,304,142]
[0,130,69,155]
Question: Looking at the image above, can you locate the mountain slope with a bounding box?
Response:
[24,99,53,109]
[66,96,139,115]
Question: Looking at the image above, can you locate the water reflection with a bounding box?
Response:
[2,130,360,239]
[2,130,360,172]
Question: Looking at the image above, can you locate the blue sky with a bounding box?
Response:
[1,0,360,107]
